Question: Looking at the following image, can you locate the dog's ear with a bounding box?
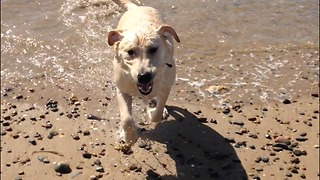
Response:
[108,30,123,46]
[158,25,180,43]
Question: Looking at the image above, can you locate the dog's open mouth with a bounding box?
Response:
[137,82,153,95]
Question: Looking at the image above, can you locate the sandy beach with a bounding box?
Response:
[1,0,319,180]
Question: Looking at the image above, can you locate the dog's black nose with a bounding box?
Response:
[137,72,153,84]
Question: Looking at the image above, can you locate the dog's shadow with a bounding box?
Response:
[141,105,248,180]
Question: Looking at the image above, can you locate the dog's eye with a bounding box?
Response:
[127,49,135,56]
[148,47,158,54]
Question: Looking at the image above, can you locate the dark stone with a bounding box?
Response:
[282,99,291,104]
[54,162,72,174]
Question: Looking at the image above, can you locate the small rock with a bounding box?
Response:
[273,143,290,151]
[28,139,37,145]
[293,149,307,156]
[83,130,90,136]
[2,121,10,126]
[210,119,218,124]
[12,134,20,139]
[261,157,269,163]
[311,93,319,97]
[264,133,271,139]
[290,158,300,164]
[93,159,101,166]
[89,175,98,180]
[295,137,308,142]
[138,142,147,148]
[232,121,244,126]
[71,134,80,140]
[248,117,257,121]
[14,176,22,180]
[86,114,102,120]
[291,168,299,174]
[300,174,306,179]
[221,107,230,114]
[96,166,104,172]
[274,136,291,145]
[282,99,291,104]
[49,130,58,136]
[16,95,24,100]
[286,172,292,177]
[18,171,25,175]
[128,163,138,171]
[255,157,261,163]
[83,152,92,159]
[54,162,72,174]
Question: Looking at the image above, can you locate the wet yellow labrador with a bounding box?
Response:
[108,0,180,144]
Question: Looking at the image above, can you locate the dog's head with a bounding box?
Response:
[108,25,180,96]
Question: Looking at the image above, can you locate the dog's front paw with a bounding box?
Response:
[119,118,138,145]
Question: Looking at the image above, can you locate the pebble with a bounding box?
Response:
[264,133,272,139]
[71,134,80,140]
[293,149,307,156]
[286,172,292,177]
[248,117,257,121]
[210,119,218,124]
[128,163,138,171]
[300,174,306,179]
[96,166,104,172]
[83,130,90,136]
[273,143,289,151]
[89,175,98,180]
[311,93,319,97]
[221,107,231,114]
[291,168,299,174]
[54,162,72,174]
[14,177,22,180]
[282,99,291,104]
[86,114,102,120]
[2,121,10,126]
[248,133,258,139]
[28,139,37,145]
[49,130,58,136]
[255,157,261,163]
[232,121,244,126]
[93,159,101,166]
[1,131,7,136]
[261,157,269,163]
[12,134,20,139]
[290,158,300,164]
[138,142,147,148]
[274,136,291,145]
[295,137,308,142]
[83,152,92,159]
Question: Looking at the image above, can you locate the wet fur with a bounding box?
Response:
[108,0,180,144]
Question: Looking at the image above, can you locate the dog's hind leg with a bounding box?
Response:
[117,90,138,145]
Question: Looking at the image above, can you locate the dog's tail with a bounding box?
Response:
[112,0,138,10]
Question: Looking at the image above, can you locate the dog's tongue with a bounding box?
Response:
[140,84,150,92]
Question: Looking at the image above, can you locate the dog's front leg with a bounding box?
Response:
[149,88,170,122]
[117,90,138,145]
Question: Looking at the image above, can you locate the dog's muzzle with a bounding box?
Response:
[137,72,153,95]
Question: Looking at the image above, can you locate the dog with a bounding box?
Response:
[108,0,180,145]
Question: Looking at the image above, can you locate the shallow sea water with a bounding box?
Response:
[1,0,319,105]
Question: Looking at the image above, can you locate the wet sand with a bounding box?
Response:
[1,48,319,180]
